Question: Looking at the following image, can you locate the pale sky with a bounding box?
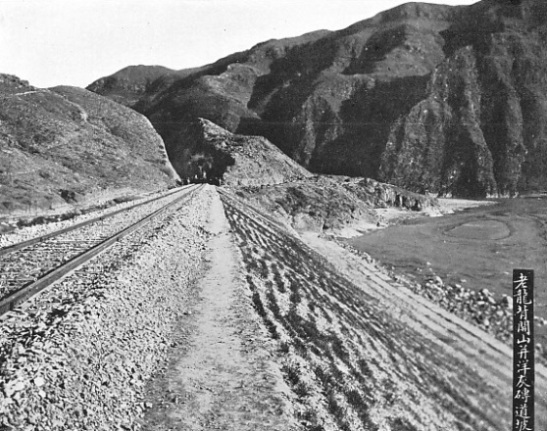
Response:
[0,0,478,89]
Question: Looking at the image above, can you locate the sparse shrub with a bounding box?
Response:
[259,259,270,278]
[310,344,323,357]
[383,379,397,405]
[248,281,279,339]
[289,288,302,304]
[345,388,377,430]
[330,337,350,365]
[251,291,267,318]
[294,381,311,398]
[301,409,323,430]
[326,390,341,415]
[293,337,308,357]
[300,317,321,341]
[286,308,302,329]
[389,417,419,431]
[314,365,330,388]
[326,390,350,430]
[278,341,291,354]
[245,254,259,272]
[282,361,301,387]
[273,271,286,293]
[266,288,282,319]
[356,358,373,379]
[345,388,362,406]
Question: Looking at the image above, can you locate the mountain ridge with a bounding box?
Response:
[88,0,547,197]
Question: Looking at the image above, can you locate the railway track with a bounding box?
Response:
[0,184,202,316]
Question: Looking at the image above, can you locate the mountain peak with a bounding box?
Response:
[88,0,547,197]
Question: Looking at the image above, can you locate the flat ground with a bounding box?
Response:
[349,197,547,345]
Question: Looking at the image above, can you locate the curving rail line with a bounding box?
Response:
[0,184,202,316]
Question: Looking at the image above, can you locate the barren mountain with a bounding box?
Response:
[173,118,436,232]
[0,74,178,215]
[89,0,547,198]
[86,65,202,108]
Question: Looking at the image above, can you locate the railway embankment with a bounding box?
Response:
[1,187,546,430]
[0,187,211,430]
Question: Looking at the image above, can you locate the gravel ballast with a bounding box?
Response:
[0,186,212,430]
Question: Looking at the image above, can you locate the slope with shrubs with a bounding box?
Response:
[0,74,178,215]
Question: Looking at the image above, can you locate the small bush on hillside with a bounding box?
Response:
[278,341,291,354]
[389,417,419,431]
[294,381,311,398]
[282,361,301,387]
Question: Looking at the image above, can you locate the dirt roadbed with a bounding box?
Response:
[142,190,295,431]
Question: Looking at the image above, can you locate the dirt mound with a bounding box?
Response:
[230,175,438,234]
[0,74,179,215]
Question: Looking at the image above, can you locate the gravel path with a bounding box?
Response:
[142,190,294,431]
[0,187,210,430]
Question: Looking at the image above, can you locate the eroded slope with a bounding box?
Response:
[219,189,547,431]
[0,74,178,214]
[231,176,439,234]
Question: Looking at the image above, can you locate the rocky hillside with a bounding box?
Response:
[174,118,311,185]
[231,175,438,234]
[86,65,201,108]
[0,74,178,214]
[89,0,547,198]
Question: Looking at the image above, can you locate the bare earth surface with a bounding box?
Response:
[142,190,547,430]
[303,232,547,418]
[143,191,295,431]
[2,189,545,430]
[350,197,547,347]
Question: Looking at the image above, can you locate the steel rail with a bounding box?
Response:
[0,185,190,257]
[0,184,202,316]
